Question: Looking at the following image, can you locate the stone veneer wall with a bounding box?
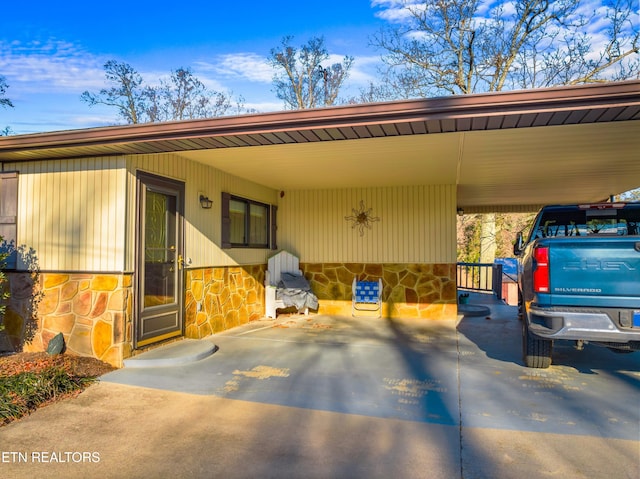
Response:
[2,272,133,368]
[184,265,266,339]
[301,263,457,320]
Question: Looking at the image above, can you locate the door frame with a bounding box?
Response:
[134,171,185,349]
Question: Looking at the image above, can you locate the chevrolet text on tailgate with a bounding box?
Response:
[513,202,640,368]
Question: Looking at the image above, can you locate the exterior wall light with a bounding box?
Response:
[199,194,213,209]
[457,207,464,216]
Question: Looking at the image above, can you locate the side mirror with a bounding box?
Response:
[513,232,524,256]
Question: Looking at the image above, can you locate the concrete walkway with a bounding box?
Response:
[1,293,638,478]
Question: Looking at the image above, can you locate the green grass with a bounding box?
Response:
[0,366,96,425]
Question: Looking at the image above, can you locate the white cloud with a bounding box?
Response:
[0,38,106,95]
[371,0,424,23]
[197,53,274,83]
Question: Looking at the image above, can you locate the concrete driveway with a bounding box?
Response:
[1,294,638,478]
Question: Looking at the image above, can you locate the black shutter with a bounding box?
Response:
[221,192,231,249]
[270,205,277,250]
[0,172,18,269]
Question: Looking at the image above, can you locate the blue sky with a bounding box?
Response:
[1,1,392,134]
[1,1,636,135]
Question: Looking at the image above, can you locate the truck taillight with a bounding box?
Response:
[533,246,550,293]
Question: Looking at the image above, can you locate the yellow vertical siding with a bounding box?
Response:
[7,153,456,272]
[10,157,127,272]
[126,153,279,269]
[277,185,456,264]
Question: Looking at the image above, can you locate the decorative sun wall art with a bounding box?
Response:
[345,200,380,236]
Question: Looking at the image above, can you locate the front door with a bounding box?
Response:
[136,172,185,347]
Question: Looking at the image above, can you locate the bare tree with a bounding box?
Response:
[0,76,13,109]
[142,68,233,122]
[370,0,639,99]
[82,62,238,124]
[269,36,354,109]
[371,0,639,261]
[81,60,146,124]
[1,76,14,136]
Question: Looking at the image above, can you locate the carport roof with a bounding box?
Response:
[1,80,639,212]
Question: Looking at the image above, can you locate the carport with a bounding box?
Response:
[2,80,638,210]
[0,81,639,363]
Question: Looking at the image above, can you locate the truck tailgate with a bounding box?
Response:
[547,237,640,305]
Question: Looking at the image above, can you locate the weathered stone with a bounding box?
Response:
[60,281,78,301]
[324,268,338,282]
[247,289,258,304]
[203,268,213,284]
[442,280,457,301]
[219,288,230,306]
[92,320,112,358]
[90,292,108,318]
[383,270,399,288]
[108,289,126,311]
[225,310,239,329]
[38,289,60,316]
[91,275,118,291]
[337,266,354,285]
[210,280,223,294]
[43,313,75,334]
[388,286,406,304]
[210,314,225,333]
[58,302,71,314]
[312,274,329,286]
[67,324,92,356]
[185,301,197,329]
[196,312,208,326]
[400,272,418,288]
[185,323,198,339]
[198,322,213,338]
[113,312,125,344]
[302,263,323,273]
[364,264,383,277]
[433,263,454,278]
[122,275,133,288]
[46,332,65,355]
[344,263,365,275]
[231,293,243,309]
[44,274,69,289]
[101,345,122,367]
[405,288,418,304]
[191,280,204,301]
[73,290,93,316]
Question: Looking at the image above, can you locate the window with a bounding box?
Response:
[0,172,18,269]
[222,192,277,249]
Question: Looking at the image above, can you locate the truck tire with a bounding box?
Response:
[522,321,553,368]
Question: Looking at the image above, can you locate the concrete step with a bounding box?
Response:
[123,339,217,368]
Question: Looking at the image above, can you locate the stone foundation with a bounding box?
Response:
[184,265,266,339]
[1,272,133,368]
[0,262,456,367]
[301,262,457,319]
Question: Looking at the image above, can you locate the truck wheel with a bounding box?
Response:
[517,290,523,321]
[522,321,553,368]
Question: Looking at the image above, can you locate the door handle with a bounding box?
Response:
[177,255,185,270]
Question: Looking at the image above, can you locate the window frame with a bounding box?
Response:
[0,171,18,269]
[221,192,277,249]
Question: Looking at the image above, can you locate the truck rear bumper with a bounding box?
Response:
[527,306,640,342]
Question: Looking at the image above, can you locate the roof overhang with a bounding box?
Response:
[1,81,638,211]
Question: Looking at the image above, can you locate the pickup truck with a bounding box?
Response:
[513,202,640,368]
